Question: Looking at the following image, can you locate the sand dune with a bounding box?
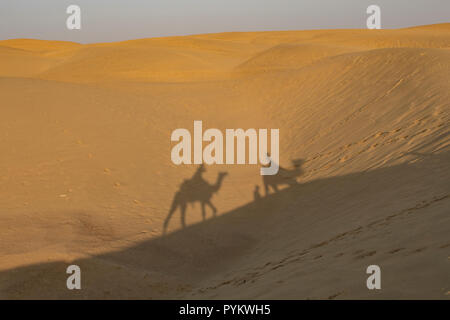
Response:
[0,24,449,299]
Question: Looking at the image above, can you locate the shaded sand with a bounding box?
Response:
[0,24,449,299]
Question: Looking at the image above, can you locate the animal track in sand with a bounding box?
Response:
[194,195,449,294]
[327,291,345,300]
[355,250,377,260]
[305,115,447,172]
[410,247,428,254]
[388,248,405,254]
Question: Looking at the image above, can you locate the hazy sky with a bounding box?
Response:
[0,0,448,43]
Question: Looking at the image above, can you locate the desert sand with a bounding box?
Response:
[0,24,449,299]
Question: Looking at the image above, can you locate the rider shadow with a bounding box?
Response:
[163,165,228,234]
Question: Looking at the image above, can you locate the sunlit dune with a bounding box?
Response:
[0,24,449,299]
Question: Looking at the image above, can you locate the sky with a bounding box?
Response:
[0,0,448,43]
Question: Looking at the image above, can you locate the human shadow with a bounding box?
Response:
[262,158,305,196]
[253,185,262,202]
[163,165,228,234]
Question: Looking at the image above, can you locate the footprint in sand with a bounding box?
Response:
[355,250,377,259]
[410,247,428,254]
[388,248,405,254]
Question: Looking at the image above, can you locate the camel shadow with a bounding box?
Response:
[262,158,304,196]
[163,165,228,234]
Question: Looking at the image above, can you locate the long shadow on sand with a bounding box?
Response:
[0,151,448,299]
[163,165,228,234]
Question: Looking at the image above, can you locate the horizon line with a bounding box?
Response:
[1,22,448,45]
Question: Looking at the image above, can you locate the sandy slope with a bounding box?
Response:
[0,24,449,299]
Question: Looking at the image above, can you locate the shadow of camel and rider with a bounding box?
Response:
[163,158,305,233]
[262,158,305,196]
[2,150,448,299]
[163,165,228,234]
